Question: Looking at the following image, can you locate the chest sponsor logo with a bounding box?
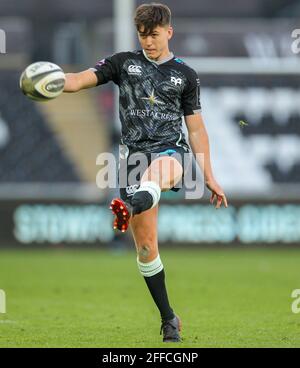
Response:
[129,109,178,120]
[128,65,142,75]
[171,77,182,86]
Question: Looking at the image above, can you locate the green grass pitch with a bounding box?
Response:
[0,247,299,347]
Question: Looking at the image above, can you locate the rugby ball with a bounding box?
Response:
[20,62,65,102]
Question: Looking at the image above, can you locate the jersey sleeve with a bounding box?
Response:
[181,69,201,116]
[90,53,123,86]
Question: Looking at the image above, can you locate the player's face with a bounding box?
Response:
[138,25,173,61]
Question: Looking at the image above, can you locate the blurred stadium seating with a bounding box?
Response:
[200,76,300,193]
[0,0,300,246]
[0,71,80,183]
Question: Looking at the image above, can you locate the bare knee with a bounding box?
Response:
[137,243,157,263]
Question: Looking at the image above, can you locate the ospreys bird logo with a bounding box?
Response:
[140,89,165,106]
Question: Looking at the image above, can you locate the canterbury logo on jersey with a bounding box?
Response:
[128,65,142,75]
[171,77,182,86]
[126,184,139,196]
[96,58,106,67]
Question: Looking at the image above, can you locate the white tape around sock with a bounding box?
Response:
[137,254,164,277]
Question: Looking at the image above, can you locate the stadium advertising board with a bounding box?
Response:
[0,200,299,246]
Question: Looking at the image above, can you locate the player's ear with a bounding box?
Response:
[167,26,173,40]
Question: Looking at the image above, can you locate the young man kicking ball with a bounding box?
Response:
[63,3,227,343]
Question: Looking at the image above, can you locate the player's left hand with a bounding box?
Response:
[206,179,228,209]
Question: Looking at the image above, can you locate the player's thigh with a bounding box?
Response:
[142,156,183,190]
[130,206,159,262]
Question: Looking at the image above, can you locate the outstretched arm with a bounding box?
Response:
[63,69,98,93]
[185,113,228,208]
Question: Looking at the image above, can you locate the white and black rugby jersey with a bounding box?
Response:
[91,50,201,153]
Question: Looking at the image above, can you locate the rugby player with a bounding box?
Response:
[63,2,228,343]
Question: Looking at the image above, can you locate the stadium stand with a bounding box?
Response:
[202,81,300,189]
[0,1,299,195]
[40,89,109,183]
[0,71,81,183]
[1,0,298,19]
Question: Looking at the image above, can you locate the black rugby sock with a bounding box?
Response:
[143,269,175,321]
